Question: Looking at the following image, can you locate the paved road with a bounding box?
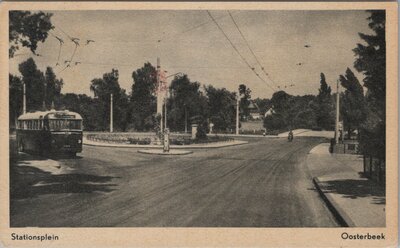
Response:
[10,137,338,227]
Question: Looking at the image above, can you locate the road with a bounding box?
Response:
[10,137,338,227]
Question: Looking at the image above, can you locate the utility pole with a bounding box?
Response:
[110,93,113,133]
[184,106,188,133]
[23,83,26,114]
[156,57,163,132]
[164,92,167,129]
[335,80,340,144]
[42,81,47,111]
[236,92,240,135]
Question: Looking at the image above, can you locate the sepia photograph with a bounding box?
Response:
[0,1,398,247]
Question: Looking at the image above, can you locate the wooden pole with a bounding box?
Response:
[335,80,340,144]
[236,93,239,135]
[110,93,113,133]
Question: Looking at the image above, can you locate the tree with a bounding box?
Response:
[18,58,46,112]
[129,63,157,131]
[339,68,366,139]
[90,69,129,131]
[238,84,251,120]
[9,11,53,57]
[9,74,23,127]
[264,91,317,131]
[353,10,386,159]
[205,85,236,132]
[254,97,271,116]
[44,67,63,109]
[59,93,104,131]
[167,74,208,132]
[264,91,292,130]
[313,73,335,130]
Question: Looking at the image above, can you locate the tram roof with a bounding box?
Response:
[18,110,82,120]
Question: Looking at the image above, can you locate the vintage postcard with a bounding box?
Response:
[0,1,398,247]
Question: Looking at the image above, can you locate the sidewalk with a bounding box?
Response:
[307,143,385,227]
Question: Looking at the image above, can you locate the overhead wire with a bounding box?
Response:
[227,11,278,89]
[49,31,64,66]
[206,10,275,92]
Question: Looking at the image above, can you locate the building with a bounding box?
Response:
[248,101,261,120]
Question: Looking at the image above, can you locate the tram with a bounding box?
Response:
[16,110,83,156]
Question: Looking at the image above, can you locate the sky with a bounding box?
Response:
[9,10,373,99]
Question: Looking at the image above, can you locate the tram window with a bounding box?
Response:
[49,119,82,131]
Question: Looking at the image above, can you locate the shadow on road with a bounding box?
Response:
[321,179,385,205]
[10,160,117,200]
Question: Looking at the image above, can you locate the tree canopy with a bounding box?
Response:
[167,74,208,132]
[9,11,53,58]
[238,84,251,120]
[129,63,157,131]
[353,10,386,159]
[339,68,366,138]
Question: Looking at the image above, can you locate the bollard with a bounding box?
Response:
[163,128,170,153]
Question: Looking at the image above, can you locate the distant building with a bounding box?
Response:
[248,101,261,120]
[264,107,275,117]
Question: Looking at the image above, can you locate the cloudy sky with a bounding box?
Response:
[9,10,372,98]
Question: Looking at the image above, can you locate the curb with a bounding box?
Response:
[312,177,355,227]
[83,139,248,149]
[138,149,193,155]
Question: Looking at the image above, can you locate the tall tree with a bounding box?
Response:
[9,11,53,58]
[205,85,236,132]
[238,84,251,120]
[9,74,23,127]
[167,74,208,132]
[130,63,157,131]
[353,10,386,159]
[44,67,63,109]
[90,69,129,131]
[18,58,45,112]
[314,73,335,130]
[339,68,366,139]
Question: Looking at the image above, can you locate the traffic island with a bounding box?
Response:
[138,149,193,155]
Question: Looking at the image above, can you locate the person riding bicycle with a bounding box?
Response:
[288,129,294,142]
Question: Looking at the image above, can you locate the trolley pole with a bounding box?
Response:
[23,83,26,114]
[335,80,340,144]
[236,93,240,135]
[110,93,113,133]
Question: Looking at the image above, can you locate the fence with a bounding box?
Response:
[330,140,360,154]
[363,155,386,186]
